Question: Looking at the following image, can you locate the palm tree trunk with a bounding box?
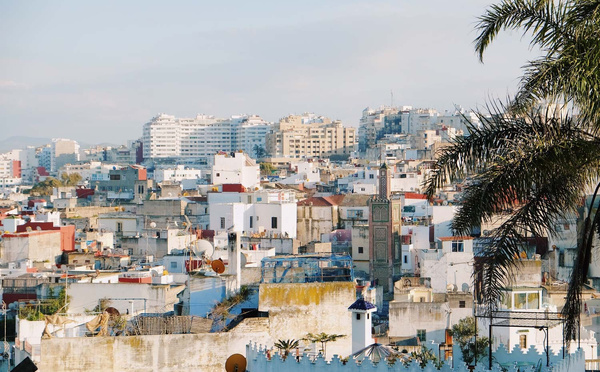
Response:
[564,181,600,343]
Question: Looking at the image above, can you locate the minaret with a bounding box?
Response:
[348,298,377,354]
[379,163,390,199]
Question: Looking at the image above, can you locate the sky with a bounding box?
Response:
[0,1,540,145]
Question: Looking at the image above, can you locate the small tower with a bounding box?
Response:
[348,298,377,354]
[227,231,241,296]
[379,162,390,199]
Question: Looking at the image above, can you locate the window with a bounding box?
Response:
[356,313,361,320]
[459,301,466,308]
[369,174,374,179]
[358,247,364,254]
[519,334,527,349]
[451,241,464,252]
[404,255,408,264]
[249,216,253,228]
[347,209,363,219]
[559,251,565,267]
[417,329,426,342]
[170,262,177,269]
[271,217,278,229]
[220,217,225,229]
[116,222,123,233]
[110,174,121,181]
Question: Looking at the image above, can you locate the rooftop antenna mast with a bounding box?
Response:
[390,90,394,108]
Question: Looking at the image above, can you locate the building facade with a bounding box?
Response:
[265,114,356,159]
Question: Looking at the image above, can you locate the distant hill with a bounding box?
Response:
[0,136,51,153]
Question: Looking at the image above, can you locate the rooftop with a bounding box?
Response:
[348,298,376,311]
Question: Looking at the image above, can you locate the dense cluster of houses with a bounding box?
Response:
[0,109,595,371]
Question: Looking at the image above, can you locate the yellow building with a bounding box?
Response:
[265,114,356,159]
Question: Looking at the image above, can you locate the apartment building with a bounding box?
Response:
[142,113,272,161]
[265,114,356,159]
[51,138,80,172]
[0,157,21,193]
[229,115,273,155]
[358,106,476,153]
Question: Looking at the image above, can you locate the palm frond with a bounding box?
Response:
[475,0,572,62]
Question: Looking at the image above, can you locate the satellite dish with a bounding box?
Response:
[192,240,214,259]
[104,307,120,317]
[150,222,156,228]
[225,354,246,372]
[211,260,225,274]
[36,226,42,231]
[26,227,32,232]
[240,253,248,268]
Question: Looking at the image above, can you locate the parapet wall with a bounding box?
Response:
[246,343,585,372]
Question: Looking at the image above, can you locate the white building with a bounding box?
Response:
[51,138,80,172]
[208,190,297,248]
[154,165,202,189]
[279,161,321,188]
[420,236,475,294]
[142,113,225,160]
[60,161,117,183]
[142,113,271,163]
[211,152,259,189]
[229,114,273,156]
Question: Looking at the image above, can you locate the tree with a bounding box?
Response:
[450,317,490,366]
[304,332,345,356]
[30,177,62,196]
[253,144,267,159]
[425,0,600,345]
[260,162,275,176]
[60,172,82,186]
[404,346,443,369]
[273,339,300,360]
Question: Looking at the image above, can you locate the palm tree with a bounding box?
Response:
[424,0,600,345]
[304,332,346,357]
[273,339,300,360]
[425,108,600,343]
[475,0,600,124]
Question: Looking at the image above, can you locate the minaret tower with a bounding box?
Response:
[348,298,377,354]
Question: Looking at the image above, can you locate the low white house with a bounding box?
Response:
[211,152,260,189]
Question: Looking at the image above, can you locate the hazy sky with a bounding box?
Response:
[0,1,539,145]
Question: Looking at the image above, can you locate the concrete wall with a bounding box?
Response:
[259,281,355,358]
[66,282,184,315]
[2,231,62,263]
[389,300,472,343]
[297,205,336,246]
[139,199,187,217]
[37,319,272,372]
